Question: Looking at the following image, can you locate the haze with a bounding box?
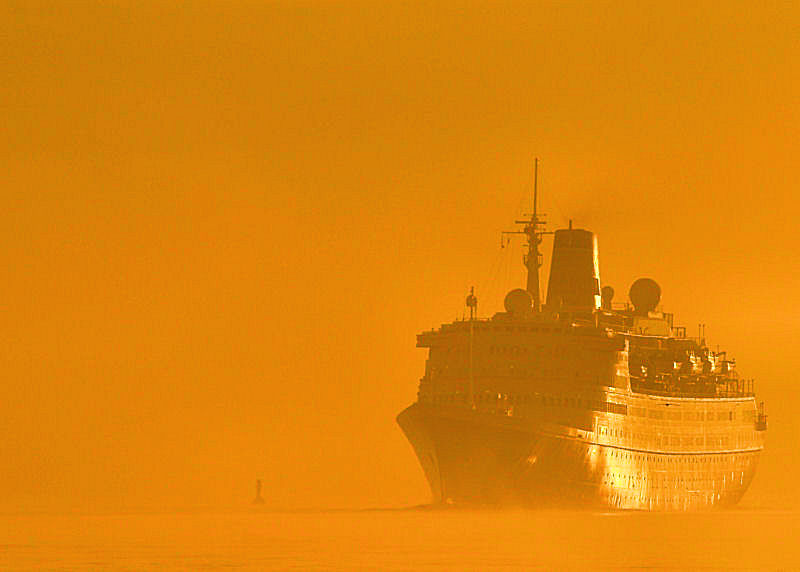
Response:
[2,2,798,513]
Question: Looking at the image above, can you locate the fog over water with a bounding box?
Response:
[3,1,799,568]
[2,510,798,570]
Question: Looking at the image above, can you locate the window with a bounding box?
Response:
[608,402,628,416]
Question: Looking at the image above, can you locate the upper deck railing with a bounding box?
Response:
[630,375,756,399]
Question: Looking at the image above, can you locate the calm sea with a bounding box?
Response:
[0,508,797,570]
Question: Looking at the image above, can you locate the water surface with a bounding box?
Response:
[1,508,797,570]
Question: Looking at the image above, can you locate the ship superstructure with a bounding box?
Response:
[397,163,766,510]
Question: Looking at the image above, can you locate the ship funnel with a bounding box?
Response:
[546,227,601,311]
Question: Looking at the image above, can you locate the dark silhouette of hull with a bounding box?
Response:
[398,401,762,511]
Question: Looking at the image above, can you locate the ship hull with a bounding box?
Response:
[398,402,761,511]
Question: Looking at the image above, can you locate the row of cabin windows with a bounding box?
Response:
[629,407,737,421]
[423,394,754,450]
[425,391,624,414]
[599,428,737,448]
[426,364,604,383]
[597,425,757,448]
[487,345,576,355]
[479,393,622,413]
[604,450,751,464]
[436,345,599,356]
[603,472,745,488]
[603,466,747,488]
[422,395,754,446]
[423,391,742,423]
[448,325,563,334]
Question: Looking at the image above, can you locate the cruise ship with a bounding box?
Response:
[397,162,767,510]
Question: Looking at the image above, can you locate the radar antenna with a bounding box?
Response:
[501,158,553,311]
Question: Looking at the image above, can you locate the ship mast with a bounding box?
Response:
[502,158,552,311]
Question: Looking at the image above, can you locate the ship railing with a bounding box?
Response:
[630,375,756,398]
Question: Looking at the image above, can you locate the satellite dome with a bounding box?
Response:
[629,278,661,314]
[504,288,533,315]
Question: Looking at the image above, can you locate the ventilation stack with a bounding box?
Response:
[545,226,601,312]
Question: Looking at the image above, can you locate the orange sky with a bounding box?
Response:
[2,1,798,511]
